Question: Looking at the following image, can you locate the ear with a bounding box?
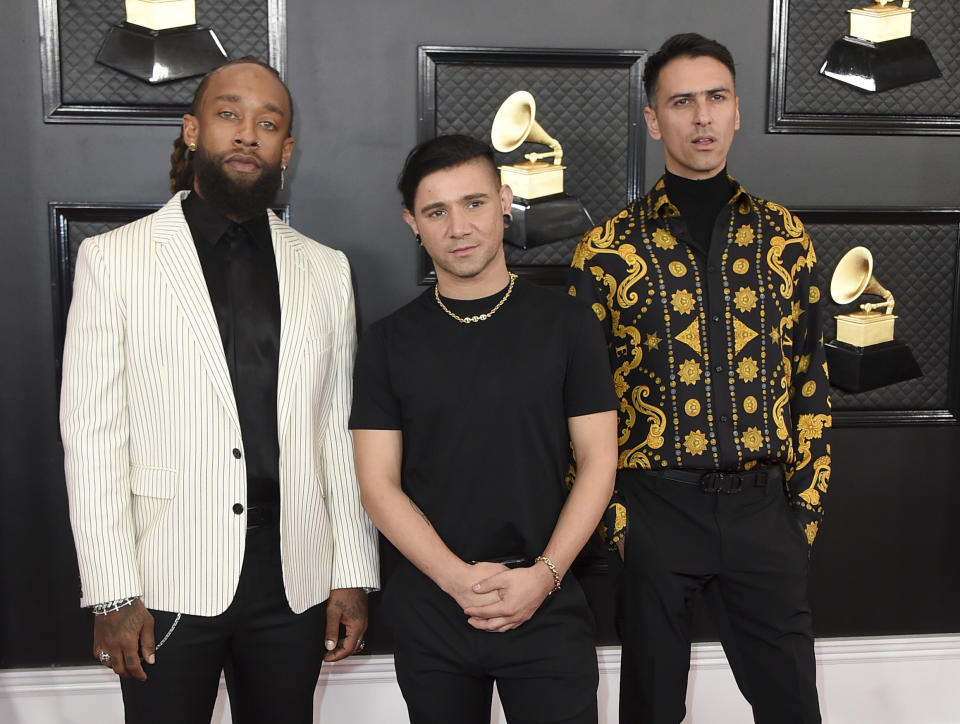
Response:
[182,114,199,148]
[734,96,741,131]
[401,207,419,237]
[643,105,661,141]
[499,183,514,214]
[281,135,295,167]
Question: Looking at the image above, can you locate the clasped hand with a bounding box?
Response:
[458,562,556,633]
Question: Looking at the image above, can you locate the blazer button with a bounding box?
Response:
[232,448,242,459]
[233,503,244,515]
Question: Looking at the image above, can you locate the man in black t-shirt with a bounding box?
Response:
[350,135,618,724]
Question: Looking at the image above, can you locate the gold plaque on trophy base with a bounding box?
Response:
[499,162,565,200]
[835,311,897,347]
[126,0,196,31]
[848,4,914,44]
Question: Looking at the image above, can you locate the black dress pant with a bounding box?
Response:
[617,468,820,724]
[384,561,599,724]
[120,524,327,724]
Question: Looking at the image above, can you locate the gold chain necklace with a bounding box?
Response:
[435,273,518,324]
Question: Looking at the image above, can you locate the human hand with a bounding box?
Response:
[462,563,556,633]
[324,588,369,662]
[442,561,507,611]
[92,599,155,680]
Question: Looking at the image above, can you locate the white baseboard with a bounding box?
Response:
[1,635,958,723]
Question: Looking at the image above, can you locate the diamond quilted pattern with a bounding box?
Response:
[436,62,634,268]
[58,0,270,107]
[782,1,959,117]
[804,215,958,412]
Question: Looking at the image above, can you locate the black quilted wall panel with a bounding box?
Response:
[781,1,958,118]
[802,211,959,414]
[432,57,640,271]
[49,0,275,117]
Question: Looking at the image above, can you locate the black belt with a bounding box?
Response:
[246,504,280,530]
[657,465,783,494]
[467,555,532,568]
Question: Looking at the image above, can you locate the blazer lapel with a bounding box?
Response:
[153,193,240,429]
[272,213,310,446]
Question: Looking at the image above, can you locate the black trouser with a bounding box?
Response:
[120,523,327,724]
[617,467,820,724]
[384,560,599,724]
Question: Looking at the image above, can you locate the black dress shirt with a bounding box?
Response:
[570,174,832,547]
[182,191,281,508]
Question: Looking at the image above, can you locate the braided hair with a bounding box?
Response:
[168,57,293,194]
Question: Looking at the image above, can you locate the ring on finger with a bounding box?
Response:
[356,639,366,652]
[98,650,112,665]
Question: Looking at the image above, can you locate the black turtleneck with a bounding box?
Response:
[663,168,733,256]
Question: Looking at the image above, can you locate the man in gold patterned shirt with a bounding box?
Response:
[570,33,830,723]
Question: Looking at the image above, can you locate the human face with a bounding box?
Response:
[644,55,740,180]
[182,63,294,214]
[402,158,513,297]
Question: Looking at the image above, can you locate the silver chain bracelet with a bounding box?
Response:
[91,596,140,616]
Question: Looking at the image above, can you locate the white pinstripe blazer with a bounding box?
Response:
[61,192,379,616]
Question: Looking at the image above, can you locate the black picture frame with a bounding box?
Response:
[416,45,647,285]
[795,207,960,426]
[768,0,960,135]
[50,201,291,379]
[38,0,287,124]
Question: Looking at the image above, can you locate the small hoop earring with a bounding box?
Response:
[415,234,422,246]
[503,214,512,229]
[185,142,197,159]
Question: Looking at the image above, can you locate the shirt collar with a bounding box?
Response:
[649,172,753,219]
[181,190,273,250]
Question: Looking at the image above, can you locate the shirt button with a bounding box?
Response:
[232,448,242,459]
[715,365,723,373]
[712,315,721,323]
[708,265,717,273]
[720,415,728,423]
[232,503,244,515]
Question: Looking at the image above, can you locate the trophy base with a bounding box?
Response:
[825,339,922,393]
[836,311,896,347]
[848,5,913,44]
[820,35,941,92]
[505,194,593,250]
[96,22,227,84]
[499,163,564,200]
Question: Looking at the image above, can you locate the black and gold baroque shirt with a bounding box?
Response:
[569,176,831,547]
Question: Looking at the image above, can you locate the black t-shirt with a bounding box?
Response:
[349,279,617,562]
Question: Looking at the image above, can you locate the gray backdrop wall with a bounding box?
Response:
[1,0,958,668]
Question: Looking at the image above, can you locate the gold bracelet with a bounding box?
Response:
[534,555,562,595]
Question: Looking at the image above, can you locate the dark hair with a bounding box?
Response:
[397,134,498,211]
[643,33,736,107]
[169,56,294,193]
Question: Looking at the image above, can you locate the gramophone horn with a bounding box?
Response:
[830,245,895,313]
[491,90,562,158]
[830,246,874,304]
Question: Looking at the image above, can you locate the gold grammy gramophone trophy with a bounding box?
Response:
[820,0,940,92]
[825,246,921,392]
[491,91,593,249]
[96,0,228,84]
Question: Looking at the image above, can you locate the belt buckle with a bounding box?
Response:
[701,472,742,494]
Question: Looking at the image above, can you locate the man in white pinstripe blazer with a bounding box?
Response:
[60,58,379,723]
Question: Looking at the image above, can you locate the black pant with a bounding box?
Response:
[617,468,820,724]
[120,524,327,724]
[384,561,599,724]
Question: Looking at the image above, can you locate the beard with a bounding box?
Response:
[192,146,283,221]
